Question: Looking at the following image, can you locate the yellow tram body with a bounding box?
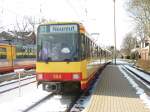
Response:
[36,60,101,90]
[0,43,16,61]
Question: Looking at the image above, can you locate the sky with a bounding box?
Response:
[0,0,133,49]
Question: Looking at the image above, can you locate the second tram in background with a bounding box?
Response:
[36,22,111,92]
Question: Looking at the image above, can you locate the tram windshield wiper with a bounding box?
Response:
[45,57,52,63]
[63,58,71,62]
[73,57,78,61]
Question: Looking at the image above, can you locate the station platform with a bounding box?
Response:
[0,59,35,73]
[84,64,149,112]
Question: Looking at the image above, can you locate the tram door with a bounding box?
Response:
[0,44,16,66]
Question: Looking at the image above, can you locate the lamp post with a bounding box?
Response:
[113,0,117,64]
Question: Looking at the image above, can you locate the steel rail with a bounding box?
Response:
[0,80,36,94]
[22,93,55,112]
[122,65,150,85]
[0,75,35,87]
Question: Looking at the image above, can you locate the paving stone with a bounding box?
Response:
[84,65,150,112]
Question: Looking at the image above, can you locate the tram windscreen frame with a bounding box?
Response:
[37,24,80,62]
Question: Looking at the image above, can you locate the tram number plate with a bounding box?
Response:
[52,74,62,79]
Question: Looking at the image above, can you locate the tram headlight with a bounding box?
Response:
[38,74,43,80]
[72,74,80,80]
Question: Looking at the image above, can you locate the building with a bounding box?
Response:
[131,37,150,60]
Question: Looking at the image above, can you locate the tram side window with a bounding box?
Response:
[97,48,99,57]
[96,46,98,57]
[87,38,90,58]
[91,42,94,58]
[90,42,92,58]
[97,46,99,57]
[101,50,103,59]
[93,44,95,57]
[88,38,90,58]
[93,43,95,58]
[99,48,101,57]
[97,47,100,58]
[92,44,95,58]
[89,40,91,57]
[85,36,88,58]
[81,34,86,60]
[0,48,6,59]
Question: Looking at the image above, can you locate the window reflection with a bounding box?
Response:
[37,33,79,62]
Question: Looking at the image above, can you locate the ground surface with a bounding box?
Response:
[136,59,150,72]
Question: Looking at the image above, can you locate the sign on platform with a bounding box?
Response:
[14,68,25,97]
[14,69,25,73]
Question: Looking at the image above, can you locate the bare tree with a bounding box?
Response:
[15,16,30,44]
[121,33,137,56]
[27,16,37,31]
[126,0,150,45]
[0,31,15,40]
[12,16,48,45]
[26,16,38,44]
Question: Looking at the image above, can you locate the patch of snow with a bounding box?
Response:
[119,66,150,109]
[0,77,36,93]
[0,82,74,112]
[29,94,71,112]
[0,83,50,112]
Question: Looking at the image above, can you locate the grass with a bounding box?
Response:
[136,59,150,72]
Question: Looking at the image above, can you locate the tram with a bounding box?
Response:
[36,22,111,92]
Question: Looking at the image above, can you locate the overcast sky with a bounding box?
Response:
[0,0,133,49]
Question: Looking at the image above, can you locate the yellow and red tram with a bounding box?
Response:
[36,22,111,92]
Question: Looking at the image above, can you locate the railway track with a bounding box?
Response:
[0,75,36,94]
[20,92,81,112]
[0,75,35,87]
[0,69,35,82]
[121,65,150,88]
[22,93,55,112]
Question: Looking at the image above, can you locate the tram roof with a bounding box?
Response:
[39,22,102,47]
[0,43,15,47]
[40,21,83,26]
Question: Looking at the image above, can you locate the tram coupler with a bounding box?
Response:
[42,82,62,93]
[37,81,41,88]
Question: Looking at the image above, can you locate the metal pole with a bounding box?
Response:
[18,72,21,97]
[113,0,117,64]
[15,69,24,97]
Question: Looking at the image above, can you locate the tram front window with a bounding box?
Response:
[37,33,79,62]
